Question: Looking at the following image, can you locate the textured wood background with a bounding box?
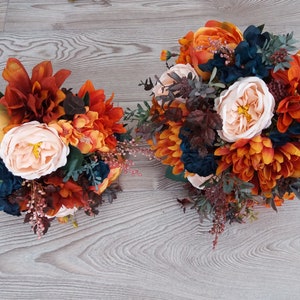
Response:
[1,1,300,299]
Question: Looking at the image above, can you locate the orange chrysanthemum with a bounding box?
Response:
[147,98,190,175]
[149,122,184,175]
[215,135,300,194]
[177,20,243,80]
[0,58,71,132]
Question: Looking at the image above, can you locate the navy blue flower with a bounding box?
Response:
[88,160,110,185]
[199,25,270,84]
[180,130,217,176]
[243,25,269,48]
[0,159,23,216]
[269,129,291,147]
[269,122,300,147]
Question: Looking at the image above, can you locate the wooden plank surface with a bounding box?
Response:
[1,1,300,299]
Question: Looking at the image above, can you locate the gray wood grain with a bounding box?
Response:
[0,1,6,32]
[1,0,300,299]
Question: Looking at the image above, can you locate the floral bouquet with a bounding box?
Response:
[126,20,300,246]
[0,58,130,237]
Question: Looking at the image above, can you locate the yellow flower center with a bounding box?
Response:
[30,142,43,159]
[237,105,251,122]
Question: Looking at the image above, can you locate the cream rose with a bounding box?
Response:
[0,121,69,180]
[215,77,275,142]
[187,173,213,189]
[51,205,78,218]
[152,63,198,98]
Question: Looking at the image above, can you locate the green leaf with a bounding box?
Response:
[165,166,187,182]
[209,67,217,83]
[62,145,84,182]
[82,92,90,106]
[211,82,226,88]
[269,197,278,212]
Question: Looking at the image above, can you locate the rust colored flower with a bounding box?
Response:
[177,20,243,80]
[215,136,300,194]
[271,51,300,96]
[150,97,189,122]
[276,95,300,133]
[45,176,86,217]
[0,58,71,132]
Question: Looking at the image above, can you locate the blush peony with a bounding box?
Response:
[152,63,198,98]
[0,121,69,179]
[215,77,275,142]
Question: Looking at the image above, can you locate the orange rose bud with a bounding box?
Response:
[160,50,172,61]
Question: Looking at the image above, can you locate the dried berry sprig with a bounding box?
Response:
[24,181,51,238]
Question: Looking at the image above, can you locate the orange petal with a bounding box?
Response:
[31,61,53,83]
[54,69,71,87]
[277,115,291,133]
[281,142,300,156]
[216,160,231,175]
[2,58,31,93]
[231,138,250,150]
[214,146,231,156]
[78,79,96,97]
[261,147,274,164]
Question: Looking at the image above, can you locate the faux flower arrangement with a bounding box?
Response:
[0,58,132,237]
[126,20,300,246]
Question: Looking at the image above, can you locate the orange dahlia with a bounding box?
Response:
[50,80,127,154]
[0,58,71,132]
[77,80,126,152]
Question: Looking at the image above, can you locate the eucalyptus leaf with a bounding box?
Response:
[165,166,187,182]
[63,145,84,182]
